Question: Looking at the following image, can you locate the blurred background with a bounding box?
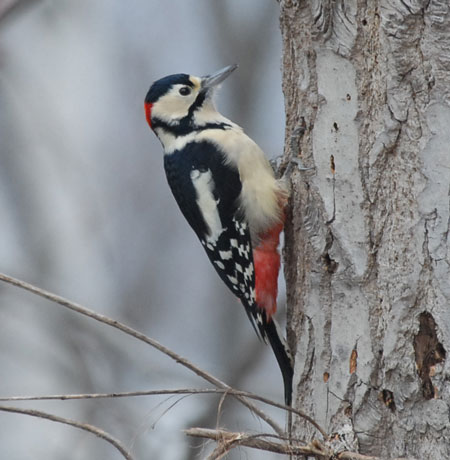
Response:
[0,0,286,458]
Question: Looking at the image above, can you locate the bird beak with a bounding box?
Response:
[202,64,238,89]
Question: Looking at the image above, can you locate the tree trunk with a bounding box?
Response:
[280,1,450,458]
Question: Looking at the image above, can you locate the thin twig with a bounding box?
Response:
[0,272,283,435]
[0,405,134,460]
[152,395,192,429]
[215,389,229,431]
[0,387,327,438]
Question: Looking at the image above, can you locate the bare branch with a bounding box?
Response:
[186,428,416,460]
[0,272,283,435]
[0,387,327,438]
[0,405,133,460]
[0,0,41,26]
[185,427,331,457]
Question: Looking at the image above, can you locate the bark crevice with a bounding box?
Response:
[414,311,446,399]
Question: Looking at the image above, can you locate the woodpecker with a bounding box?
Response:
[145,65,293,405]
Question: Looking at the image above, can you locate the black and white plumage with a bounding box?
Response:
[164,139,263,336]
[145,65,293,404]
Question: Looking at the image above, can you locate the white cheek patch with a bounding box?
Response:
[152,101,186,122]
[190,168,224,243]
[152,85,195,121]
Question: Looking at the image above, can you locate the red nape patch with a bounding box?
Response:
[254,222,284,318]
[144,102,153,129]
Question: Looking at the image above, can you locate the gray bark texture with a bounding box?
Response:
[279,1,450,458]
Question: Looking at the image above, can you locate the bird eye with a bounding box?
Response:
[179,87,191,96]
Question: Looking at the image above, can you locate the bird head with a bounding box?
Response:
[144,65,238,134]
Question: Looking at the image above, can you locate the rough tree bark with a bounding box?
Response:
[280,1,450,458]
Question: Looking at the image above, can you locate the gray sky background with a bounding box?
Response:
[0,1,286,458]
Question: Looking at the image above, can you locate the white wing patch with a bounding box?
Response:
[219,250,232,260]
[190,168,224,243]
[214,260,225,269]
[244,265,254,281]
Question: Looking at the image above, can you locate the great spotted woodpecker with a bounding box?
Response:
[145,65,293,404]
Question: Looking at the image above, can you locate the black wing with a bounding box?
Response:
[164,140,261,332]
